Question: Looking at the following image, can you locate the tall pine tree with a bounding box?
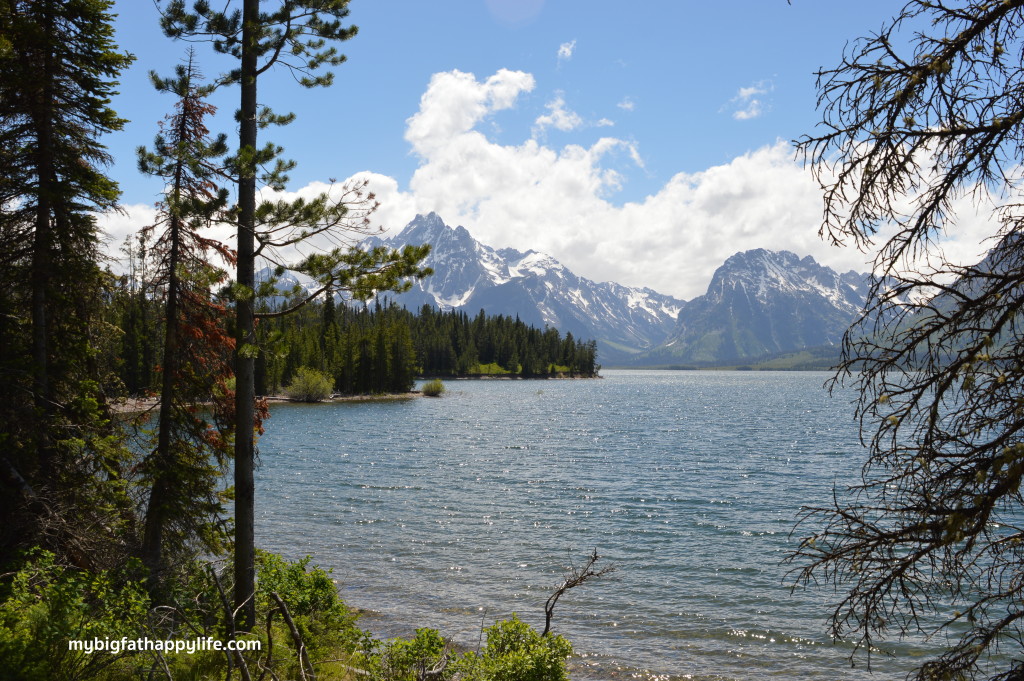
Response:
[158,0,430,626]
[0,0,135,565]
[136,53,236,588]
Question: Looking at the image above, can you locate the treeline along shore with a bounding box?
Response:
[257,300,601,393]
[114,281,601,398]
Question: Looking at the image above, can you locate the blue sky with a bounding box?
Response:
[102,0,995,299]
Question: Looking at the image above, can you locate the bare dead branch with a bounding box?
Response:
[542,548,614,637]
[270,591,317,681]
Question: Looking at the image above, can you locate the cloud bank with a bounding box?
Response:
[358,68,873,299]
[103,68,999,301]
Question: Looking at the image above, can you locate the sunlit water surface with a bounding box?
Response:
[255,370,931,680]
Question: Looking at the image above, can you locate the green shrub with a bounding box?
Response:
[356,617,570,681]
[157,553,363,681]
[254,550,363,662]
[358,627,449,681]
[0,550,571,681]
[421,379,445,397]
[0,549,371,681]
[0,550,151,681]
[284,366,334,402]
[455,616,573,681]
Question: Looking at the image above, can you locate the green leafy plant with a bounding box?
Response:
[456,616,573,681]
[253,550,363,668]
[358,627,449,681]
[0,550,150,681]
[421,379,445,397]
[356,617,571,681]
[284,366,334,402]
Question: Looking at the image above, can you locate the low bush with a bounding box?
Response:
[356,616,572,681]
[357,627,448,681]
[421,379,445,397]
[284,366,334,402]
[0,548,575,681]
[456,616,573,681]
[0,550,151,681]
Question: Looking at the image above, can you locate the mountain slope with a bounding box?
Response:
[638,249,867,365]
[362,213,685,364]
[260,217,872,368]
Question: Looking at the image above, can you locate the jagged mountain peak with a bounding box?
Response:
[706,247,864,311]
[259,217,877,367]
[363,213,686,363]
[394,212,477,252]
[640,249,868,365]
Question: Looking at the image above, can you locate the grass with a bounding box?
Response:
[468,362,512,375]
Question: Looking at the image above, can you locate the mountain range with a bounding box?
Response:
[352,213,869,366]
[360,213,686,364]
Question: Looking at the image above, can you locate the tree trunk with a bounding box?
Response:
[141,124,186,587]
[30,1,56,483]
[233,0,260,631]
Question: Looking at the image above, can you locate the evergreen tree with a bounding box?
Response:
[159,0,431,626]
[251,300,600,395]
[136,53,236,587]
[0,0,135,565]
[116,233,158,395]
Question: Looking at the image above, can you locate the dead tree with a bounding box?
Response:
[542,549,614,637]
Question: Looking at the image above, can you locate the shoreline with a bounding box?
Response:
[110,374,602,414]
[419,374,601,380]
[111,392,420,415]
[266,393,419,405]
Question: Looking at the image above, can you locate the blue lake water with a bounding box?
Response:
[255,370,931,680]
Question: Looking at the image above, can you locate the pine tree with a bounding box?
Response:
[159,0,431,625]
[0,0,132,470]
[136,53,236,587]
[0,0,135,564]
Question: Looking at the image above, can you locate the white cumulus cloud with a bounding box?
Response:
[404,69,535,156]
[352,69,861,299]
[102,69,999,301]
[557,40,576,61]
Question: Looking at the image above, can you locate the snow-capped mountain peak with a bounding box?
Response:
[642,248,867,365]
[258,224,873,367]
[362,214,686,363]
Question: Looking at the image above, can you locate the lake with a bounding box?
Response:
[255,369,931,680]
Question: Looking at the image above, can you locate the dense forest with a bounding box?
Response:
[111,266,600,398]
[263,293,602,392]
[259,299,600,394]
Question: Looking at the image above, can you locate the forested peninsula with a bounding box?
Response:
[115,282,601,398]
